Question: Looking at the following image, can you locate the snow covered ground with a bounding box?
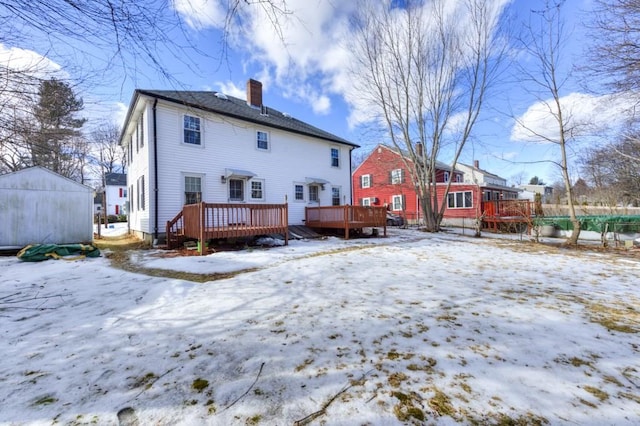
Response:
[1,227,639,425]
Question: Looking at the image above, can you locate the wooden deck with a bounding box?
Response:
[305,205,387,239]
[481,200,533,233]
[166,202,288,253]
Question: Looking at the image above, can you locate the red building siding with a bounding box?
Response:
[353,145,487,223]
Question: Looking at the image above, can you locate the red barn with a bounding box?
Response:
[352,144,519,226]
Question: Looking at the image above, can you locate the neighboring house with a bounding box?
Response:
[455,161,520,202]
[352,144,463,224]
[519,184,554,204]
[0,166,93,247]
[93,194,103,215]
[352,145,519,225]
[104,172,127,216]
[120,79,358,242]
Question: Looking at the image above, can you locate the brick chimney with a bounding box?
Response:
[246,79,262,107]
[474,160,479,169]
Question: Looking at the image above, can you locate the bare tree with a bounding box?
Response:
[514,1,582,245]
[91,122,126,176]
[349,0,506,232]
[580,132,640,206]
[587,0,640,94]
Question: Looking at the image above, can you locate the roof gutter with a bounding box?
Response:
[152,98,159,244]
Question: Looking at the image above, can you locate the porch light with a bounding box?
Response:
[221,175,226,183]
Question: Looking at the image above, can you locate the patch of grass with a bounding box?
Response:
[295,358,314,372]
[32,395,57,406]
[192,378,209,392]
[388,372,409,388]
[392,391,425,422]
[583,385,609,402]
[428,388,456,417]
[132,372,157,389]
[246,414,262,425]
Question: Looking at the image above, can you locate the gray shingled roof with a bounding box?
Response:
[105,172,126,186]
[136,89,357,147]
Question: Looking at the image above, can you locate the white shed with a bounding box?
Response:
[0,167,94,247]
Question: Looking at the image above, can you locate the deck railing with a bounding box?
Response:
[482,200,532,218]
[166,202,288,253]
[305,205,387,239]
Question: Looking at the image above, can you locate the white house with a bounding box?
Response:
[455,161,519,201]
[104,172,127,216]
[0,166,93,247]
[119,79,358,243]
[518,184,554,203]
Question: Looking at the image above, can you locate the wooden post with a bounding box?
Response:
[344,205,349,240]
[284,196,289,246]
[199,202,206,255]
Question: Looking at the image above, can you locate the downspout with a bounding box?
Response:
[349,147,354,205]
[153,98,159,246]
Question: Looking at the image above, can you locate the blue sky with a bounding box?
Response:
[1,0,633,186]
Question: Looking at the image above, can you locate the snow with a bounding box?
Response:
[1,226,639,425]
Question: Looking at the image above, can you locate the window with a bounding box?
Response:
[129,136,134,159]
[361,174,371,188]
[139,114,144,148]
[362,198,371,206]
[184,176,202,205]
[309,185,319,202]
[137,176,145,211]
[392,195,405,211]
[455,174,462,183]
[256,131,269,150]
[229,179,244,201]
[331,187,340,206]
[183,115,201,145]
[447,191,473,208]
[250,179,264,200]
[331,148,340,168]
[130,184,134,211]
[443,171,450,182]
[390,168,404,184]
[123,188,127,198]
[294,184,304,201]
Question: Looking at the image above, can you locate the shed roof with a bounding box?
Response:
[0,166,92,192]
[105,173,126,186]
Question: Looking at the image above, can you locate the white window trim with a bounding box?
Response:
[392,195,404,211]
[448,190,474,209]
[391,168,403,184]
[330,147,340,168]
[331,186,341,206]
[182,114,203,147]
[182,172,205,205]
[308,184,320,203]
[362,198,371,206]
[361,174,371,188]
[443,171,450,182]
[228,178,246,202]
[249,178,265,201]
[294,183,305,202]
[256,130,270,151]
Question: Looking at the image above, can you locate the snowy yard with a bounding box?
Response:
[1,228,639,425]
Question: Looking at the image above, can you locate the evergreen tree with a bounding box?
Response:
[30,78,86,178]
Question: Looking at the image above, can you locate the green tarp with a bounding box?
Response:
[535,215,640,233]
[17,244,101,262]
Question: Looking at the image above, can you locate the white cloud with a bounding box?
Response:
[173,0,511,126]
[172,0,227,30]
[0,43,64,77]
[214,81,246,99]
[510,92,637,143]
